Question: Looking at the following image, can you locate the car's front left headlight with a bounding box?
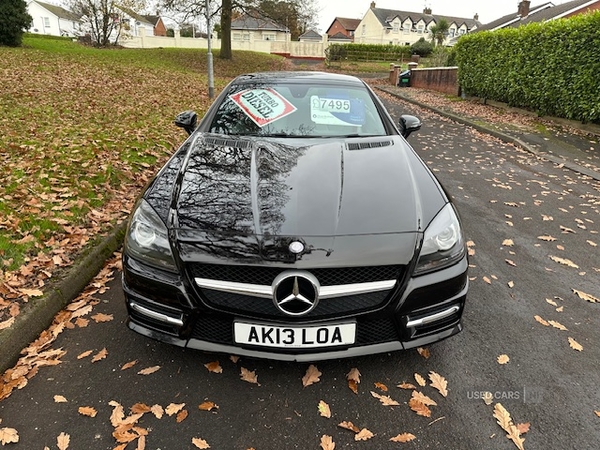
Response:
[124,199,178,272]
[414,203,465,276]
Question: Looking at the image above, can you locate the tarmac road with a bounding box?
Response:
[1,96,599,449]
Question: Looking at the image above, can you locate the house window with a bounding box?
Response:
[417,25,424,34]
[449,28,455,37]
[233,33,242,40]
[243,33,250,41]
[458,29,465,35]
[403,24,410,34]
[44,17,50,27]
[362,24,366,35]
[263,33,275,41]
[392,23,399,33]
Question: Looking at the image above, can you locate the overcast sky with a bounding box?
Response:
[315,1,571,32]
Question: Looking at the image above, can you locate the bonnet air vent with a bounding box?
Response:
[347,140,392,151]
[204,137,251,149]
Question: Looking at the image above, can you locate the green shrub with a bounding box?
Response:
[0,0,32,47]
[410,38,434,57]
[455,12,600,122]
[326,43,411,62]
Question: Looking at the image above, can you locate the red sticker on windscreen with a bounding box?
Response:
[229,88,297,127]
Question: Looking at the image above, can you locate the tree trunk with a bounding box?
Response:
[219,0,232,60]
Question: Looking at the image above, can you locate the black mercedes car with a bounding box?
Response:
[122,72,468,361]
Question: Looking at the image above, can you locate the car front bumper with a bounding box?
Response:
[122,255,468,361]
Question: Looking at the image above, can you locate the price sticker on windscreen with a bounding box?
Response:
[229,88,297,127]
[310,95,365,126]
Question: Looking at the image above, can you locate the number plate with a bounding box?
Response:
[234,322,356,348]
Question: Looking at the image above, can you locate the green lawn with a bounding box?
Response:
[0,35,288,279]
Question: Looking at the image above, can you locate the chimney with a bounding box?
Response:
[423,7,432,15]
[474,13,479,21]
[518,1,531,17]
[370,1,376,9]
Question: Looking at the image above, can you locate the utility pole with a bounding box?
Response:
[205,0,215,99]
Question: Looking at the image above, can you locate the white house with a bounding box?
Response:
[356,2,480,46]
[27,0,82,37]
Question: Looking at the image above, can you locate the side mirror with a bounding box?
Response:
[175,110,198,136]
[399,114,422,138]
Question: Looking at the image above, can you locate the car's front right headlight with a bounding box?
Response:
[414,203,465,276]
[124,199,178,272]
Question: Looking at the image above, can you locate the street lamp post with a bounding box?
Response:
[205,0,214,99]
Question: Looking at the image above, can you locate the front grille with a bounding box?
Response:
[190,314,400,347]
[201,288,391,319]
[187,264,403,286]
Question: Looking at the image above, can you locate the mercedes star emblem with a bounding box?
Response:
[272,271,320,316]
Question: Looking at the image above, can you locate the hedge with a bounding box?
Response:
[455,12,600,123]
[326,43,412,62]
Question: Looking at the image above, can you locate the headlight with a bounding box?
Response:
[124,199,177,272]
[414,203,465,276]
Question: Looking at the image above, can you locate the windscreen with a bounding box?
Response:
[208,81,387,138]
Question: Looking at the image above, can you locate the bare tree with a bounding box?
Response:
[69,0,147,46]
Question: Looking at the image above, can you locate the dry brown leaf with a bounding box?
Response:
[176,409,188,423]
[374,382,388,392]
[204,361,223,373]
[302,364,321,387]
[568,337,583,351]
[347,368,360,394]
[320,435,335,450]
[91,313,113,323]
[572,289,599,303]
[586,240,597,247]
[229,355,239,363]
[0,428,19,445]
[550,255,579,268]
[78,406,97,417]
[414,373,426,387]
[121,360,138,370]
[129,403,150,415]
[416,347,430,359]
[545,298,558,307]
[74,317,89,328]
[354,429,374,441]
[429,371,448,397]
[165,403,185,416]
[408,398,431,417]
[0,318,15,331]
[19,288,44,297]
[77,350,93,360]
[483,276,492,284]
[150,404,164,419]
[318,400,331,418]
[482,392,493,405]
[505,259,517,267]
[560,225,575,234]
[502,239,514,247]
[338,421,360,433]
[137,366,160,375]
[390,433,416,443]
[516,423,531,434]
[57,432,70,450]
[397,382,417,390]
[371,391,400,406]
[538,235,557,241]
[109,401,125,427]
[508,281,515,288]
[240,367,260,385]
[534,315,549,326]
[595,411,600,417]
[191,437,210,449]
[548,320,567,331]
[412,391,437,406]
[54,395,68,403]
[497,354,510,365]
[199,401,219,411]
[493,403,525,450]
[91,348,108,363]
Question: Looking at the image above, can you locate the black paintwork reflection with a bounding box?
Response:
[176,137,304,262]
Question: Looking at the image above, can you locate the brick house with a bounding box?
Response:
[325,17,361,42]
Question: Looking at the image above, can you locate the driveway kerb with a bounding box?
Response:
[376,86,600,182]
[0,221,127,373]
